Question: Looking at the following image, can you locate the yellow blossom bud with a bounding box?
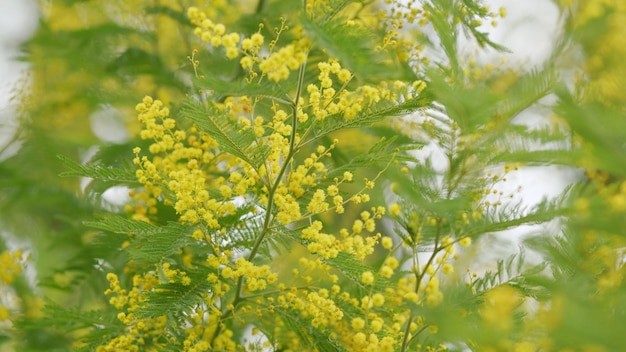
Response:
[459,237,471,247]
[372,293,385,306]
[381,236,393,249]
[251,33,264,46]
[351,317,365,330]
[380,265,394,278]
[361,271,375,285]
[221,267,233,279]
[389,203,401,216]
[352,220,363,234]
[404,291,419,303]
[337,68,351,83]
[213,23,226,35]
[385,256,399,269]
[240,56,253,69]
[242,38,253,50]
[226,47,239,59]
[353,332,367,344]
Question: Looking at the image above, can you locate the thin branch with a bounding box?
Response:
[210,60,308,345]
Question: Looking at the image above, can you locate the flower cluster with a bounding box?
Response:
[221,257,278,292]
[98,272,168,352]
[132,96,244,228]
[0,250,24,324]
[96,3,477,351]
[189,8,310,83]
[188,7,242,59]
[305,60,426,121]
[0,249,23,285]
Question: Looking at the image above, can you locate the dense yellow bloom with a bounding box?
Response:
[105,2,510,351]
[259,41,309,82]
[381,236,394,249]
[0,250,23,285]
[459,236,472,247]
[361,271,375,285]
[372,293,385,306]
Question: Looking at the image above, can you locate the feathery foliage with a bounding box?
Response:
[2,0,626,351]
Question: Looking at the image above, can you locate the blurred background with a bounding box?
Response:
[0,0,38,161]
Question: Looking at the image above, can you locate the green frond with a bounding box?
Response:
[324,136,399,179]
[21,301,121,338]
[107,47,187,91]
[497,68,558,121]
[57,154,137,184]
[137,270,214,319]
[479,122,576,165]
[465,189,572,239]
[85,215,193,265]
[304,92,433,146]
[387,165,471,215]
[323,252,373,289]
[556,88,626,177]
[255,226,294,261]
[194,68,291,102]
[488,149,579,166]
[182,97,271,170]
[85,214,158,234]
[524,232,579,283]
[274,307,349,352]
[458,0,510,51]
[424,1,461,76]
[222,211,265,254]
[301,13,414,82]
[471,248,547,296]
[426,68,500,132]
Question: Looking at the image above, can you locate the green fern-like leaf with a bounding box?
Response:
[424,0,461,76]
[86,215,193,264]
[463,190,572,239]
[496,68,557,121]
[322,136,417,184]
[488,149,579,166]
[301,13,414,82]
[182,97,270,170]
[386,165,471,215]
[426,68,501,132]
[137,272,213,319]
[273,307,349,352]
[194,68,292,102]
[458,0,510,51]
[304,92,433,147]
[556,88,626,178]
[57,154,137,184]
